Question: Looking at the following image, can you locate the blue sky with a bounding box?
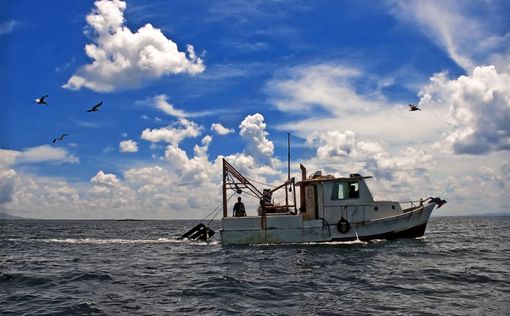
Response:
[1,0,509,219]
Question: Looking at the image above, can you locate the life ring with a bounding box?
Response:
[337,217,350,234]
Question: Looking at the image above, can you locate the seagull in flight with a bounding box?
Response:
[53,133,69,143]
[408,104,422,111]
[86,101,103,112]
[35,95,48,105]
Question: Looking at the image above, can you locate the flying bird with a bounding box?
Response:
[52,133,69,143]
[86,101,103,112]
[35,95,48,105]
[408,104,422,111]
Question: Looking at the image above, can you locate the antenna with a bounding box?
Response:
[287,132,291,181]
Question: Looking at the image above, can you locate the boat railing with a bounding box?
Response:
[403,199,425,208]
[402,196,446,208]
[403,197,447,209]
[398,200,424,213]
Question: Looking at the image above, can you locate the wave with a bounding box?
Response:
[7,237,220,245]
[246,239,370,247]
[0,272,54,287]
[68,271,113,282]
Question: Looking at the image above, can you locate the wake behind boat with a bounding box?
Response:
[182,158,446,245]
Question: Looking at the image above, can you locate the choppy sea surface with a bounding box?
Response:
[1,217,509,315]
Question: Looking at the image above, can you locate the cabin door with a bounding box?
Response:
[304,185,317,220]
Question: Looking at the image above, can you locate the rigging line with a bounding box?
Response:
[202,202,223,221]
[177,193,237,238]
[226,173,241,185]
[242,190,261,200]
[207,192,236,226]
[225,173,234,185]
[226,171,252,187]
[202,192,237,221]
[244,176,276,188]
[201,192,233,221]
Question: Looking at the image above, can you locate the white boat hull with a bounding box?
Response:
[220,203,435,245]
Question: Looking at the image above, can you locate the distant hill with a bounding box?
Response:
[0,212,30,220]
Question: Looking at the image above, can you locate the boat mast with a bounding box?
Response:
[285,133,290,207]
[222,159,228,218]
[287,132,291,181]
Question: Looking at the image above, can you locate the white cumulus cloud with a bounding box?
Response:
[153,95,190,118]
[63,0,205,92]
[0,146,79,166]
[303,129,435,202]
[419,65,510,154]
[0,149,20,167]
[211,122,234,135]
[91,170,120,187]
[124,166,167,186]
[119,139,138,153]
[19,145,79,164]
[0,169,17,204]
[239,113,274,164]
[306,130,356,159]
[149,94,213,118]
[88,171,136,211]
[164,135,215,184]
[141,118,202,145]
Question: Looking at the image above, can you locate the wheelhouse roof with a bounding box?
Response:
[296,174,372,185]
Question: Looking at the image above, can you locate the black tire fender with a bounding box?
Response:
[337,217,350,234]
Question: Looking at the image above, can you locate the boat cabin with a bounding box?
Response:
[222,159,403,225]
[297,172,402,226]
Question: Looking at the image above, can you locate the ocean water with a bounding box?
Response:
[1,217,509,315]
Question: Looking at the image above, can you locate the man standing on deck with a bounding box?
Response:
[233,197,246,217]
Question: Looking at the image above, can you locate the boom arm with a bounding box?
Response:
[222,158,297,217]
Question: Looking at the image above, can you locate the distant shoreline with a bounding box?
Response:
[433,212,510,218]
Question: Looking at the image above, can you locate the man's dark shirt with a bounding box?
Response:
[233,202,246,217]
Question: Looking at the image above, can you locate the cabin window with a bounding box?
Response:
[348,182,359,199]
[331,182,345,200]
[331,181,359,200]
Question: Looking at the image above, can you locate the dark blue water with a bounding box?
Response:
[1,217,509,315]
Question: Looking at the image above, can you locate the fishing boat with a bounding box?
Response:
[183,158,446,245]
